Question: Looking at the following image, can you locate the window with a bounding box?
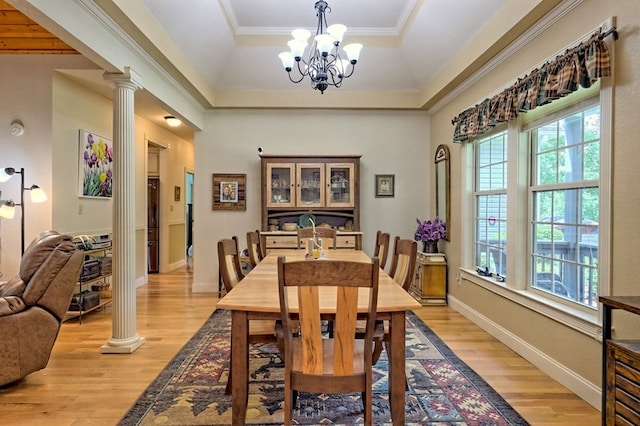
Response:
[529,105,600,308]
[464,94,608,324]
[474,131,508,276]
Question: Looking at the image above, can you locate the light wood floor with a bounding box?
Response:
[0,265,600,425]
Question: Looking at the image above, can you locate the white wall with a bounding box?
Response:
[192,109,430,292]
[0,55,96,278]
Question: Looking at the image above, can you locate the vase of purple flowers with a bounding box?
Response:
[414,217,446,253]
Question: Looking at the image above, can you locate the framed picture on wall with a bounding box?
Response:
[174,186,181,202]
[375,174,395,198]
[212,173,246,210]
[78,129,113,198]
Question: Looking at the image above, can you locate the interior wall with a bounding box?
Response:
[429,0,640,401]
[51,72,194,282]
[0,55,95,278]
[192,109,430,292]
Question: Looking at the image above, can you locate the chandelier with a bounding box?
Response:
[278,1,362,94]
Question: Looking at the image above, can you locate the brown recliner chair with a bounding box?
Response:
[0,231,83,386]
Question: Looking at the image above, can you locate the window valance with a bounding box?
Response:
[452,27,615,143]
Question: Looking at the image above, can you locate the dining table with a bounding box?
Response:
[216,248,421,425]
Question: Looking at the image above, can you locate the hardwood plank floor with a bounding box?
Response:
[0,265,600,425]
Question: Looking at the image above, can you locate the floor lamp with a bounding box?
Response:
[0,167,48,254]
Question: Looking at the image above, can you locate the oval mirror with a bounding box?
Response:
[435,144,450,241]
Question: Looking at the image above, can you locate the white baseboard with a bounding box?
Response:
[448,295,602,410]
[167,259,186,271]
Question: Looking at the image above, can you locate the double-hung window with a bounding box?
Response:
[528,103,601,308]
[474,130,508,276]
[465,91,609,327]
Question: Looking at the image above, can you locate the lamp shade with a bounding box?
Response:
[291,28,311,42]
[315,34,334,56]
[164,116,181,127]
[327,24,346,44]
[29,185,48,203]
[278,52,295,70]
[0,167,15,183]
[0,200,16,219]
[343,43,363,63]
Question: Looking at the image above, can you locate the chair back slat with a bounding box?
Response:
[298,286,323,375]
[388,237,418,291]
[246,230,263,267]
[334,286,358,374]
[217,237,244,292]
[373,231,390,270]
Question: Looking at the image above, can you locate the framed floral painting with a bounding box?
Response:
[78,129,113,198]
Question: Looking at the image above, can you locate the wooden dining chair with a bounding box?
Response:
[246,230,264,268]
[373,230,390,270]
[296,227,338,250]
[371,236,418,364]
[388,236,418,291]
[277,256,381,426]
[217,237,279,394]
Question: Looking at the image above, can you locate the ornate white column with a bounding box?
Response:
[101,67,145,354]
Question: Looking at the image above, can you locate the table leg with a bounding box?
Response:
[387,311,406,425]
[230,310,249,425]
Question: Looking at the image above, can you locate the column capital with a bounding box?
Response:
[103,66,143,91]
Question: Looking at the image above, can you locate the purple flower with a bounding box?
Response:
[414,217,446,242]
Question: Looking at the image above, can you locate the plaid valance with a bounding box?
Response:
[452,29,612,143]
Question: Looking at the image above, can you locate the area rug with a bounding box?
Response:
[119,309,529,425]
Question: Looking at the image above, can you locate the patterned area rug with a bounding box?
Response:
[119,309,529,425]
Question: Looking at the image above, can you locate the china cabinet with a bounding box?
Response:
[261,155,360,249]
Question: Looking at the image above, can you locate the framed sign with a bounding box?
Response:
[212,173,246,211]
[78,129,113,198]
[375,174,395,198]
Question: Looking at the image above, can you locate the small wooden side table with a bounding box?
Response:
[409,252,447,305]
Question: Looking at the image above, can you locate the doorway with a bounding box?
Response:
[148,177,160,273]
[186,171,194,259]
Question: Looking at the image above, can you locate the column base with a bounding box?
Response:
[101,334,146,354]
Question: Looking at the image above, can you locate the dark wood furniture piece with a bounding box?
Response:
[260,155,361,250]
[277,256,380,425]
[216,249,421,425]
[600,296,640,426]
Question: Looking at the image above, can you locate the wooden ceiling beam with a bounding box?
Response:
[0,0,77,54]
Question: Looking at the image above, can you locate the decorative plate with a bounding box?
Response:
[299,213,316,228]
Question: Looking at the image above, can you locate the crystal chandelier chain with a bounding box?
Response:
[278,1,362,94]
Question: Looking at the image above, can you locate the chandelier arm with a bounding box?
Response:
[287,71,306,84]
[295,60,311,78]
[341,63,357,79]
[327,69,343,88]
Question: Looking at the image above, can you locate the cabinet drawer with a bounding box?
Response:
[336,236,356,248]
[265,235,299,248]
